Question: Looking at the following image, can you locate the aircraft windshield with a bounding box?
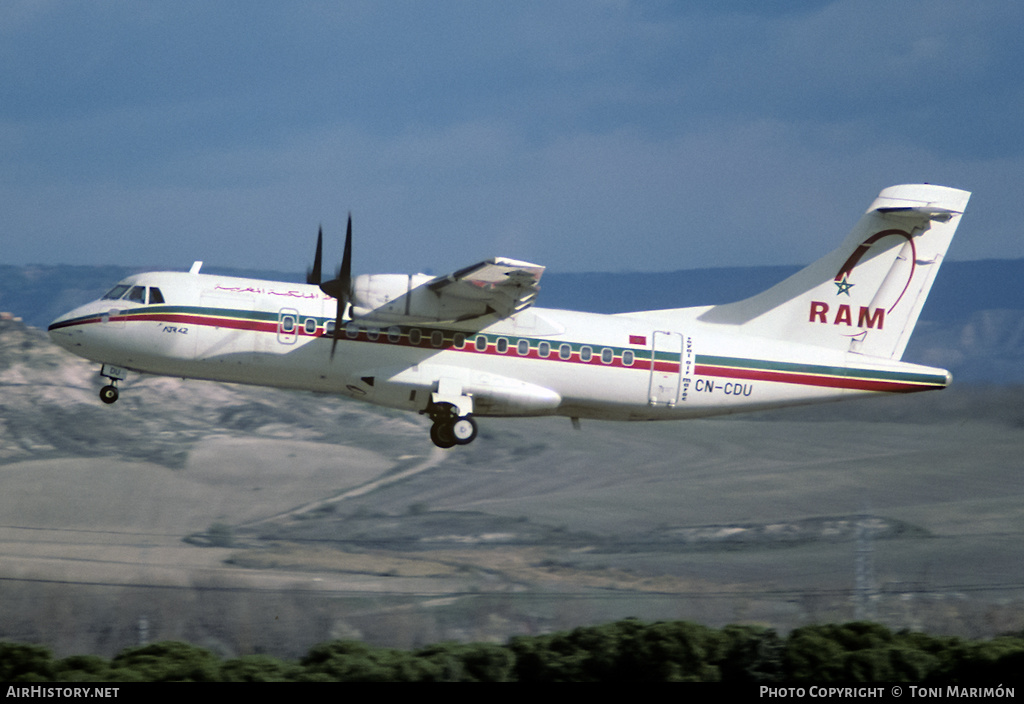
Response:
[102,284,131,300]
[100,285,166,304]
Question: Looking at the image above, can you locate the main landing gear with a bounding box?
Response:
[426,402,478,449]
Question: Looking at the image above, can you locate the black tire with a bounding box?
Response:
[430,422,457,449]
[99,385,119,405]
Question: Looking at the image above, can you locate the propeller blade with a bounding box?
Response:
[330,306,343,360]
[339,213,352,295]
[306,225,323,285]
[319,214,354,361]
[319,215,353,301]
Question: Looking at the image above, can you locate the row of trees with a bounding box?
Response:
[2,620,1023,682]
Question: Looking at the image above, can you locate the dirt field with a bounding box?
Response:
[1,387,1022,655]
[1,319,1022,656]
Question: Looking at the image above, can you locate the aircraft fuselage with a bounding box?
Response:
[47,184,969,447]
[48,270,949,424]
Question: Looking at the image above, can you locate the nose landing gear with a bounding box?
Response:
[99,384,119,404]
[98,363,127,405]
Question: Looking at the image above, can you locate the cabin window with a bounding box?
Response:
[601,348,614,364]
[325,320,336,336]
[102,285,130,300]
[517,339,530,356]
[366,327,380,341]
[304,318,318,335]
[579,346,592,363]
[281,315,296,333]
[345,322,360,339]
[431,330,444,347]
[453,332,466,348]
[408,328,422,345]
[496,338,509,354]
[559,344,572,360]
[475,336,488,352]
[538,341,551,358]
[622,350,635,366]
[388,326,402,343]
[148,287,165,304]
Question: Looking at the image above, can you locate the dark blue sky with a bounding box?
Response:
[3,1,1021,274]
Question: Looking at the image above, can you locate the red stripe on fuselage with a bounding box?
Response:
[695,364,938,393]
[123,312,279,334]
[58,311,680,372]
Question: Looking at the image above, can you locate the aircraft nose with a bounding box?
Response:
[47,310,80,350]
[48,315,68,343]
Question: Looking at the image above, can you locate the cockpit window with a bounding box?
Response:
[102,284,131,300]
[100,284,166,304]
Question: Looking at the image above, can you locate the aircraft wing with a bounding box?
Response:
[426,257,545,320]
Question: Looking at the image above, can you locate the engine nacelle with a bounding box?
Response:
[351,274,428,318]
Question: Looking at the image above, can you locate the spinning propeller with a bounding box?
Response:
[309,215,353,359]
[306,225,324,286]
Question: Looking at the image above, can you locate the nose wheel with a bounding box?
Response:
[99,384,119,404]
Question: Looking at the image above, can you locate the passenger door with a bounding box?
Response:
[648,330,683,406]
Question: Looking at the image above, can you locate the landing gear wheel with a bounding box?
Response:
[451,415,478,445]
[430,422,457,449]
[99,385,119,405]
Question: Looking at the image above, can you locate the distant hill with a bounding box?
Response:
[2,259,1021,382]
[540,259,1024,321]
[540,260,1024,383]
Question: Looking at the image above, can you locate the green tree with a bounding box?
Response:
[415,642,515,682]
[509,619,724,682]
[219,653,300,682]
[55,654,113,681]
[108,641,222,682]
[942,637,1024,682]
[0,642,56,682]
[300,640,437,682]
[784,625,849,681]
[719,625,784,683]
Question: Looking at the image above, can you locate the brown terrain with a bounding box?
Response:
[0,314,1022,658]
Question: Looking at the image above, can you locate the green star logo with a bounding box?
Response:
[834,274,854,296]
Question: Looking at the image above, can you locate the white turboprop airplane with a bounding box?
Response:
[49,183,969,448]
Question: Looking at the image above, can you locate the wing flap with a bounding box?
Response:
[426,257,545,319]
[351,257,545,323]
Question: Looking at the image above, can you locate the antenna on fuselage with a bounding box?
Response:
[189,261,203,274]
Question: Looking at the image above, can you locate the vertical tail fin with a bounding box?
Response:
[699,184,970,360]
